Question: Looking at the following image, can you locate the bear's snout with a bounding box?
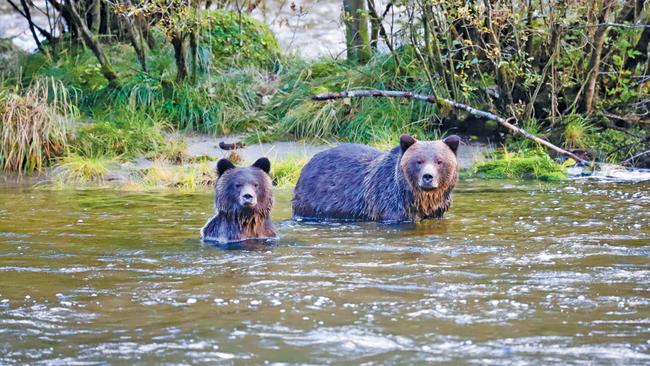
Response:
[239,185,257,207]
[419,173,439,190]
[418,164,439,191]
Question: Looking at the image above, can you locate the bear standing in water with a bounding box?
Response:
[201,158,277,243]
[292,134,460,221]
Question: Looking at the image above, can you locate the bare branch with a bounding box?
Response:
[312,89,589,164]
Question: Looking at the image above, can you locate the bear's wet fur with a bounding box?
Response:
[201,157,277,243]
[292,134,460,222]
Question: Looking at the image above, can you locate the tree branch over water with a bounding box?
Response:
[312,89,589,164]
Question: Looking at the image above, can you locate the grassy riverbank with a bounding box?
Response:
[1,7,648,187]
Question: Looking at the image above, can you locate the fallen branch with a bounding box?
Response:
[312,89,588,164]
[219,141,245,151]
[622,150,650,166]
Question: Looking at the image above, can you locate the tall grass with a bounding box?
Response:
[563,115,596,150]
[0,78,76,173]
[265,52,444,143]
[51,154,117,184]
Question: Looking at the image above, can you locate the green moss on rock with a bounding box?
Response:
[471,149,568,181]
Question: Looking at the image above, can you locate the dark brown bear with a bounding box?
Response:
[201,158,277,243]
[292,134,460,221]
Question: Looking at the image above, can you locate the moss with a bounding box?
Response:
[204,9,280,69]
[470,149,568,181]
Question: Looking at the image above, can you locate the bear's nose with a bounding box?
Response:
[242,193,253,201]
[422,174,433,183]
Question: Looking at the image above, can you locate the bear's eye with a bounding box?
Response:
[416,160,423,165]
[235,183,242,188]
[436,160,444,165]
[254,183,259,188]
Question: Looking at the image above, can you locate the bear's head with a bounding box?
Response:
[215,157,273,218]
[399,134,460,192]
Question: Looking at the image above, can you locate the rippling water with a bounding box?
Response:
[0,180,649,364]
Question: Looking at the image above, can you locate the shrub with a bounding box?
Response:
[204,9,280,69]
[0,78,75,173]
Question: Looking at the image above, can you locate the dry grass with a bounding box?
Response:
[123,161,216,192]
[0,78,76,173]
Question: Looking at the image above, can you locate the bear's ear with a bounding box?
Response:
[400,134,417,153]
[443,135,461,155]
[252,157,271,175]
[216,159,236,176]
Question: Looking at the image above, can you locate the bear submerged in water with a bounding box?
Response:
[201,158,277,243]
[292,134,460,222]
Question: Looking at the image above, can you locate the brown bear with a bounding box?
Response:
[292,134,460,222]
[201,158,277,243]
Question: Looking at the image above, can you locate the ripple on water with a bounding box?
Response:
[0,181,648,363]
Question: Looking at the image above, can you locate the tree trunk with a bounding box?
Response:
[137,14,156,50]
[366,0,400,67]
[89,0,101,33]
[484,0,513,108]
[19,0,44,52]
[367,0,379,49]
[171,32,188,83]
[582,0,615,113]
[99,0,110,35]
[190,31,198,82]
[524,0,534,57]
[6,0,53,42]
[63,0,118,87]
[343,0,372,63]
[422,3,456,97]
[622,4,650,73]
[120,15,147,72]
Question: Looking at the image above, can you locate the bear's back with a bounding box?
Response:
[292,143,382,220]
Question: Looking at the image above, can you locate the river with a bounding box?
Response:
[1,0,347,58]
[1,180,648,363]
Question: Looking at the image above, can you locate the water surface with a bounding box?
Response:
[0,180,649,364]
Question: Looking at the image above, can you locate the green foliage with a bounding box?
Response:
[205,9,280,69]
[562,114,596,150]
[471,148,568,181]
[271,158,307,187]
[0,78,76,173]
[72,111,167,160]
[264,51,443,144]
[590,127,647,163]
[163,68,264,133]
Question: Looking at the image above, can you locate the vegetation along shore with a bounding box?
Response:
[1,0,648,190]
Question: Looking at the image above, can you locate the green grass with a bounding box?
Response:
[470,148,568,181]
[71,112,167,160]
[562,114,596,150]
[51,154,117,184]
[271,157,307,187]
